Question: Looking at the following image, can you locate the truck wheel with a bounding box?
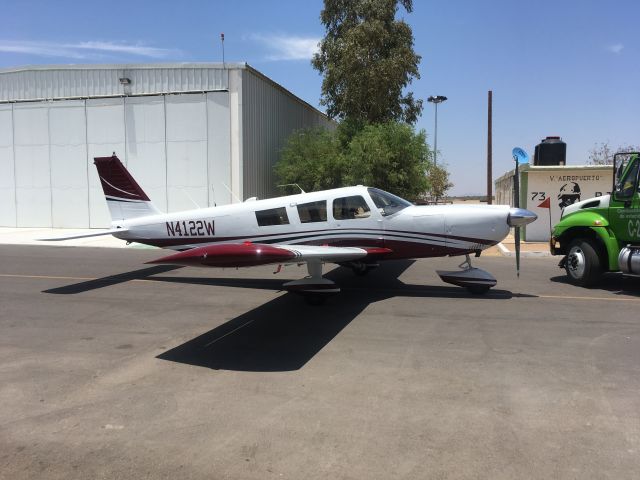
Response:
[565,239,602,287]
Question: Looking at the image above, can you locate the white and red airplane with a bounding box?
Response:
[45,154,536,303]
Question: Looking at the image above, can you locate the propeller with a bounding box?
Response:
[511,148,530,277]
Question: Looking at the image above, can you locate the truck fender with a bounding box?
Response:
[555,226,618,271]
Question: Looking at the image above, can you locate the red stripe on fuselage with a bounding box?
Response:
[148,243,297,267]
[125,227,495,249]
[142,235,487,261]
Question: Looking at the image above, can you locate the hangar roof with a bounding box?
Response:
[0,63,247,102]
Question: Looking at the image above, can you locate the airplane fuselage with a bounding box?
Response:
[113,186,511,260]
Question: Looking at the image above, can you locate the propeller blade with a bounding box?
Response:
[511,147,526,278]
[515,226,521,278]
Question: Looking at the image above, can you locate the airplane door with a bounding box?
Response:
[331,194,384,247]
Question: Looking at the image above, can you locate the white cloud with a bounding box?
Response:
[249,34,320,61]
[607,43,624,54]
[0,40,178,60]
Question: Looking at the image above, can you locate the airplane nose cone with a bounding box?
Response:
[508,208,537,227]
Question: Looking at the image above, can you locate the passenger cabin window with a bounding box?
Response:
[368,188,412,216]
[333,196,371,220]
[255,207,289,226]
[297,201,327,223]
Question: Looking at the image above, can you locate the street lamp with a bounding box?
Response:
[427,95,447,166]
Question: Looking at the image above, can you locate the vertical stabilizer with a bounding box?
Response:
[94,154,161,221]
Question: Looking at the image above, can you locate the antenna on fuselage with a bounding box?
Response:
[221,183,242,203]
[277,183,306,194]
[179,188,201,209]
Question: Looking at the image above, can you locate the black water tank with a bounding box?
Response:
[534,136,566,166]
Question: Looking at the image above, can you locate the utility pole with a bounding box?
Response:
[487,90,493,204]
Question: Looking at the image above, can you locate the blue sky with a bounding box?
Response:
[1,0,638,195]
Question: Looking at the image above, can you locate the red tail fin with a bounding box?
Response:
[94,154,160,221]
[94,154,150,201]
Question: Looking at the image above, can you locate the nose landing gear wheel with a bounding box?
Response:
[436,254,497,294]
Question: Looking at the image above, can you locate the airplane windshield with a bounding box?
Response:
[367,188,412,216]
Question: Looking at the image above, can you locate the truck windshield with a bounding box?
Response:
[614,153,640,197]
[367,188,412,216]
[616,158,639,198]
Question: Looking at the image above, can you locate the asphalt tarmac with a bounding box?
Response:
[1,245,639,479]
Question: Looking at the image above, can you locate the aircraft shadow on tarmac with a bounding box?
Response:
[42,265,183,294]
[550,272,640,297]
[153,261,534,372]
[41,259,536,372]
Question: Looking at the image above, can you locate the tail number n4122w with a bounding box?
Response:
[166,219,215,237]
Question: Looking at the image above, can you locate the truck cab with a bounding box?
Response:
[550,152,640,286]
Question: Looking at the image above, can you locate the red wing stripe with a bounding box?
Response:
[146,243,296,268]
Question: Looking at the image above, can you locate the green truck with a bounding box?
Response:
[550,152,640,286]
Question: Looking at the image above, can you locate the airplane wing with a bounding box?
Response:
[146,242,392,268]
[39,228,129,241]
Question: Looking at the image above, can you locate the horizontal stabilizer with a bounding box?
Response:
[38,228,128,241]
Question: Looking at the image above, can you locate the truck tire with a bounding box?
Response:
[565,238,602,287]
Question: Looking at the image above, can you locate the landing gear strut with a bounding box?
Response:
[436,254,497,294]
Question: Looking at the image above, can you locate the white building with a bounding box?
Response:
[0,63,333,228]
[495,164,613,241]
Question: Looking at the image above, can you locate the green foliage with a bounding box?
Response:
[274,127,346,193]
[344,123,430,199]
[427,163,454,200]
[312,0,422,125]
[276,122,432,200]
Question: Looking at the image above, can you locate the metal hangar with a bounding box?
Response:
[0,63,332,227]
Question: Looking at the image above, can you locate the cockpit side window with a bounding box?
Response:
[332,196,371,220]
[367,188,412,216]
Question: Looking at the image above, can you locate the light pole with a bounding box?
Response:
[427,95,447,166]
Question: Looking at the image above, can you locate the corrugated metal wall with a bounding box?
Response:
[0,64,332,227]
[241,68,334,200]
[0,64,230,102]
[0,92,231,228]
[0,104,16,226]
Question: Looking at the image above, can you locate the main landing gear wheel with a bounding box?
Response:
[467,285,491,295]
[350,262,379,276]
[303,293,328,306]
[565,238,602,287]
[283,262,339,305]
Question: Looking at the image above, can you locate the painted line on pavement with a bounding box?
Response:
[2,273,639,302]
[0,273,153,283]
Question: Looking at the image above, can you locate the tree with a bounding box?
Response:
[589,142,640,165]
[274,127,346,193]
[276,122,432,200]
[344,122,430,199]
[312,0,422,125]
[427,163,454,201]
